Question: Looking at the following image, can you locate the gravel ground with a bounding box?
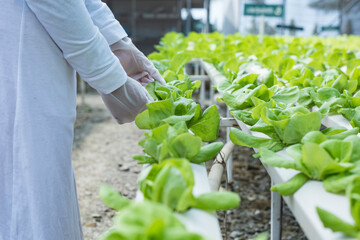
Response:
[73,94,307,240]
[217,144,307,240]
[73,94,144,239]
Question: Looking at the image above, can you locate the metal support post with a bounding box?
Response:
[226,106,233,184]
[238,0,244,33]
[234,0,240,32]
[282,0,286,35]
[186,0,192,35]
[209,80,214,105]
[199,66,206,106]
[271,179,282,240]
[204,0,210,33]
[177,0,183,32]
[194,61,199,75]
[259,15,265,37]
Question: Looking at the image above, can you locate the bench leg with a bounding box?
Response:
[226,107,233,184]
[271,179,282,240]
[199,67,206,106]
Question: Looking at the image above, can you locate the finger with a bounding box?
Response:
[128,76,154,102]
[130,72,154,87]
[139,75,154,84]
[141,57,166,85]
[130,72,148,81]
[144,88,154,103]
[150,69,166,85]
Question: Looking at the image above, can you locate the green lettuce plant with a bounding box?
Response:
[138,159,241,212]
[258,128,359,196]
[98,185,207,240]
[133,122,224,164]
[229,107,322,152]
[135,97,220,142]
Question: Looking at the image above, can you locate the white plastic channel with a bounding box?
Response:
[234,118,355,240]
[199,61,227,89]
[197,61,355,240]
[312,106,354,130]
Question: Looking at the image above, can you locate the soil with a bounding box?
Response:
[73,94,307,240]
[216,144,307,240]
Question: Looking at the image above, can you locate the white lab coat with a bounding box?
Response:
[0,0,127,239]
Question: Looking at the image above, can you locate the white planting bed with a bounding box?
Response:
[235,119,354,240]
[175,163,222,240]
[190,59,357,240]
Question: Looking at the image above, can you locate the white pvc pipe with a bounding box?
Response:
[208,141,235,191]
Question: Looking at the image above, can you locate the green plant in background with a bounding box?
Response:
[229,107,322,152]
[138,159,241,212]
[148,32,360,126]
[98,185,207,240]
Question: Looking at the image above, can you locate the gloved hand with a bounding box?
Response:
[111,37,166,86]
[100,76,153,124]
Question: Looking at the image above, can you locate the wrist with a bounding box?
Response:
[110,37,132,51]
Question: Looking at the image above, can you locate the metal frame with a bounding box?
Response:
[271,180,282,240]
[185,59,234,183]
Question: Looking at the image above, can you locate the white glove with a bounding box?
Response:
[100,77,153,124]
[111,37,166,86]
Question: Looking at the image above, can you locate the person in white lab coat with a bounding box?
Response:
[0,0,164,239]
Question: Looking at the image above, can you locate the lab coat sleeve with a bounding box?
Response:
[85,0,128,45]
[24,0,127,94]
